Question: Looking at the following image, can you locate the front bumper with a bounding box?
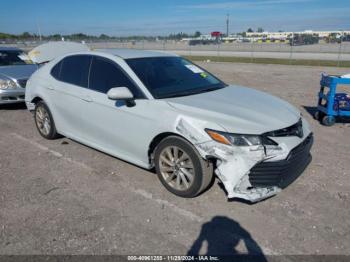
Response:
[0,89,25,104]
[249,133,313,188]
[174,116,313,202]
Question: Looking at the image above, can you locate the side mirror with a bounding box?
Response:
[107,87,134,100]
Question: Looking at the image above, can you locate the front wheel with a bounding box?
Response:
[34,101,59,139]
[154,136,213,198]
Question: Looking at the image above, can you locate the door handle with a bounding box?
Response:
[45,85,54,90]
[81,95,92,102]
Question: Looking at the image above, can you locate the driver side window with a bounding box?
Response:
[89,56,143,98]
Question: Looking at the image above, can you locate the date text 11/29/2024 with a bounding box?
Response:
[127,255,220,261]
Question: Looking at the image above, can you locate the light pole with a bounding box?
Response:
[226,14,229,37]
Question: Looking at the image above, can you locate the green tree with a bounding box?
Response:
[257,27,264,33]
[194,31,201,38]
[247,28,254,33]
[21,32,32,38]
[99,34,110,39]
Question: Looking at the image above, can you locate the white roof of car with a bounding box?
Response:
[97,48,178,59]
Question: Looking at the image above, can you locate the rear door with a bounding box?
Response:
[49,55,92,139]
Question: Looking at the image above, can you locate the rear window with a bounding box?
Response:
[51,61,62,79]
[59,55,91,88]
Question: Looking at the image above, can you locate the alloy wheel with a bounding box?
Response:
[35,105,51,136]
[159,146,195,191]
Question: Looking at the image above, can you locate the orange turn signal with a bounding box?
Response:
[206,130,231,145]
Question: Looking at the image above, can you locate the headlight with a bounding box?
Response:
[205,129,277,146]
[0,79,17,90]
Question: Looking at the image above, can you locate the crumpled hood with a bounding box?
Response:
[0,64,38,80]
[166,85,300,134]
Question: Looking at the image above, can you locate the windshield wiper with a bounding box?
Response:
[161,89,205,98]
[161,86,223,99]
[196,86,222,94]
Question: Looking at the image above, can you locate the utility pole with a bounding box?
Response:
[226,14,229,37]
[36,20,42,42]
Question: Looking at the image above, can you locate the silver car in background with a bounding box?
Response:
[0,47,37,104]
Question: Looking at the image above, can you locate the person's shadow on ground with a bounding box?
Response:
[187,216,267,261]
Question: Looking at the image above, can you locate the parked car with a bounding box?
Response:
[289,34,319,46]
[25,49,313,202]
[0,47,37,104]
[188,39,220,45]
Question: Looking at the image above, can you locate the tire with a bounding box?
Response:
[34,101,59,139]
[321,115,336,126]
[154,136,213,198]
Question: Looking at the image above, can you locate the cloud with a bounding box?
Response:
[180,0,314,9]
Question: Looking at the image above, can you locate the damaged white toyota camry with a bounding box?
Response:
[25,47,313,202]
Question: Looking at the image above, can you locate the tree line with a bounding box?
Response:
[0,31,203,41]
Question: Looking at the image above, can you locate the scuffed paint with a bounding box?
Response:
[174,116,286,202]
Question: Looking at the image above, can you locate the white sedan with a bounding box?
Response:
[25,48,313,202]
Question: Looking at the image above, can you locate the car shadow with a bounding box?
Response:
[303,106,317,118]
[0,102,27,110]
[303,105,350,124]
[187,216,267,261]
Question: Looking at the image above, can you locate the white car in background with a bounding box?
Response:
[25,47,313,202]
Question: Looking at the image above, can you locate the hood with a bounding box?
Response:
[28,42,90,63]
[165,85,300,134]
[0,64,38,80]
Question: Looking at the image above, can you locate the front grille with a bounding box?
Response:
[17,79,27,88]
[264,119,303,138]
[249,133,313,188]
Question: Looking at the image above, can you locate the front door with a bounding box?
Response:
[81,56,157,166]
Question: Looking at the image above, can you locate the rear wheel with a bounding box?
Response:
[154,136,213,198]
[34,101,59,139]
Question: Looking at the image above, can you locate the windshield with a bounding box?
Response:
[126,57,226,99]
[0,51,27,66]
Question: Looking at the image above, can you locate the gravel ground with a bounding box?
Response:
[0,62,349,257]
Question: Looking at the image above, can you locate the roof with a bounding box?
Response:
[0,46,22,52]
[96,48,178,59]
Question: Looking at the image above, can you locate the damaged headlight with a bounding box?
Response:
[205,129,277,146]
[0,79,17,90]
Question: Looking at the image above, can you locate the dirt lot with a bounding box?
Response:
[0,62,349,256]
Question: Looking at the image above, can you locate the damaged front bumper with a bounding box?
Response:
[249,134,313,189]
[175,116,313,203]
[213,133,313,202]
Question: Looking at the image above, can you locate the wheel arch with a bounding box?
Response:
[148,131,217,167]
[148,132,199,166]
[31,96,43,104]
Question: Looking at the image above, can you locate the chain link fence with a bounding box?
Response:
[91,40,350,66]
[2,39,350,66]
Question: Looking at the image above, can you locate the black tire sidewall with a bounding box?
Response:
[34,101,57,139]
[154,136,204,198]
